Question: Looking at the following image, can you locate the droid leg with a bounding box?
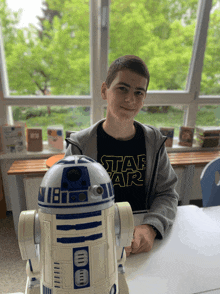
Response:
[25,253,40,294]
[116,246,129,294]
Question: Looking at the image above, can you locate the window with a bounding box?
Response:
[196,105,220,128]
[12,106,90,140]
[4,0,90,96]
[109,0,198,91]
[135,105,184,138]
[0,0,220,142]
[200,2,220,95]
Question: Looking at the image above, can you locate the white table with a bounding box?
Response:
[126,205,220,294]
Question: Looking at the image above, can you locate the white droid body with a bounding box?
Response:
[18,155,134,294]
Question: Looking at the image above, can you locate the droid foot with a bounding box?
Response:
[25,277,40,294]
[118,264,125,274]
[118,273,129,294]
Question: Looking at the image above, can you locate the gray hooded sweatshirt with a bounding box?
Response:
[65,119,179,239]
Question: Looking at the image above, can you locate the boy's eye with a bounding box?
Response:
[136,91,143,96]
[119,87,127,91]
[118,87,144,96]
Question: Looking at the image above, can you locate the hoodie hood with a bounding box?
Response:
[66,119,167,160]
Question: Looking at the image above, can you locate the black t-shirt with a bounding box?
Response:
[97,122,146,211]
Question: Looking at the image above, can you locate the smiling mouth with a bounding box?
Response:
[121,106,135,111]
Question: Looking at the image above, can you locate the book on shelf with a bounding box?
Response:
[47,126,64,151]
[195,126,220,148]
[159,127,174,147]
[26,128,43,152]
[0,125,26,154]
[178,126,194,147]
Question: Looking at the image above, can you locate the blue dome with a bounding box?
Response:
[38,155,115,214]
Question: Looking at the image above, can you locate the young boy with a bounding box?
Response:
[65,55,179,256]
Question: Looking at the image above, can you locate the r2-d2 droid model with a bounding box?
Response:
[18,155,134,294]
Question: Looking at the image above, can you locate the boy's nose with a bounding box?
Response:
[124,92,135,103]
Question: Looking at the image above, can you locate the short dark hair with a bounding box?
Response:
[105,55,150,92]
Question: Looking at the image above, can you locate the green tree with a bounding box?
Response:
[109,0,198,91]
[200,4,220,95]
[109,0,198,113]
[37,1,61,40]
[44,0,90,95]
[6,0,90,96]
[3,0,220,99]
[0,0,21,54]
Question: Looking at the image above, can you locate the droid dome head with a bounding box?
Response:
[38,155,115,214]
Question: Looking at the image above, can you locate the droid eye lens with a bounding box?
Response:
[97,187,103,194]
[67,168,82,181]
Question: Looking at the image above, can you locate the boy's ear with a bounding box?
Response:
[101,82,107,100]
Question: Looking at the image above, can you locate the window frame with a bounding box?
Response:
[0,0,219,129]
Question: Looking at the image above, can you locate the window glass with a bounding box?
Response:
[4,0,90,96]
[196,105,220,128]
[200,1,220,95]
[12,106,90,140]
[136,106,184,138]
[195,105,220,147]
[109,0,198,91]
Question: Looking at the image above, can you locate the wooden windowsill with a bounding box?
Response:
[7,149,220,176]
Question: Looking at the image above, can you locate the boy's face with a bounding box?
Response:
[101,69,148,122]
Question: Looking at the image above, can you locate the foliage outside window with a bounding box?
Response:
[109,0,199,91]
[0,0,220,140]
[200,2,220,95]
[2,0,90,96]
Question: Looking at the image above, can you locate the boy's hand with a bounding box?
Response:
[125,224,157,257]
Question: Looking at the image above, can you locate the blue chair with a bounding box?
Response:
[200,157,220,207]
